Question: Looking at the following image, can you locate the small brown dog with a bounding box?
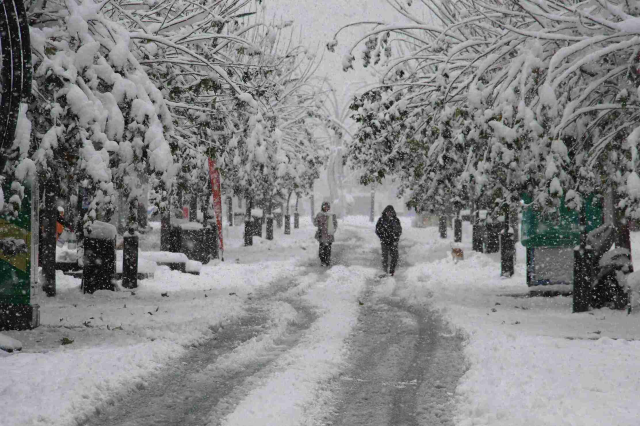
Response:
[451,244,464,263]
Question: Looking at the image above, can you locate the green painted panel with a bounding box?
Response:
[0,180,32,305]
[521,194,602,248]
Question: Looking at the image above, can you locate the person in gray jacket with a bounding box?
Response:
[314,202,338,266]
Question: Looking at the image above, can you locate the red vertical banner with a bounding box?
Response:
[207,158,224,253]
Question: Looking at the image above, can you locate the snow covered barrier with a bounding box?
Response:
[139,251,188,273]
[0,333,22,353]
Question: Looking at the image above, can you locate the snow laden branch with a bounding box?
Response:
[336,0,640,220]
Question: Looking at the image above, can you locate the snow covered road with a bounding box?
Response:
[10,216,639,426]
[69,226,464,426]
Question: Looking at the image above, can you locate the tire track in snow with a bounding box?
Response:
[76,277,317,426]
[324,241,467,426]
[211,231,373,426]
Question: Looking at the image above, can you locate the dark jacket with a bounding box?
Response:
[376,206,402,245]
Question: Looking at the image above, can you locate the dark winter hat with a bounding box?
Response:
[322,202,331,211]
[383,205,396,216]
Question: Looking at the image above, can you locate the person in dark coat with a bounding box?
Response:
[376,205,402,276]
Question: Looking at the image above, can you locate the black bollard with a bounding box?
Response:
[439,216,447,239]
[500,231,515,277]
[82,222,116,294]
[122,231,138,289]
[294,212,299,229]
[285,214,291,235]
[454,218,462,243]
[573,246,593,313]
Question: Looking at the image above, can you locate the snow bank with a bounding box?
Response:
[0,334,22,352]
[139,251,188,263]
[396,221,640,426]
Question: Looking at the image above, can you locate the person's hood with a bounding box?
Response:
[382,205,396,217]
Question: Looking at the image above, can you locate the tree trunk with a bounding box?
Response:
[227,196,233,226]
[369,187,375,223]
[137,200,147,231]
[472,207,484,252]
[614,190,633,272]
[137,177,149,230]
[439,216,447,239]
[244,196,253,246]
[573,208,592,313]
[454,213,462,243]
[189,192,198,222]
[160,207,172,251]
[294,193,300,229]
[40,179,57,297]
[176,185,184,218]
[266,195,274,241]
[511,208,519,243]
[122,233,138,289]
[285,191,292,235]
[500,204,515,277]
[310,193,315,221]
[276,202,283,228]
[116,192,125,234]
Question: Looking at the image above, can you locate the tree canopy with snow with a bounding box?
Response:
[334,0,640,222]
[0,0,328,231]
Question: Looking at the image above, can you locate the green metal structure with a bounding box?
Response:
[521,194,602,287]
[521,194,602,248]
[0,180,39,330]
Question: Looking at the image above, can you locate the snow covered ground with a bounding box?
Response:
[2,216,640,426]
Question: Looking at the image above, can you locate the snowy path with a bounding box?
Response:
[71,227,465,426]
[75,230,371,426]
[326,243,466,426]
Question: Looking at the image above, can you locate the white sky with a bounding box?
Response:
[262,0,403,102]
